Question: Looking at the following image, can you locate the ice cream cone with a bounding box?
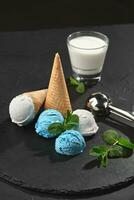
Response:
[44,53,72,115]
[9,89,47,126]
[24,89,47,113]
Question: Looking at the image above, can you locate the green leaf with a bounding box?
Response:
[48,122,64,136]
[64,122,79,130]
[89,146,109,167]
[64,111,79,130]
[70,114,79,123]
[108,145,124,157]
[89,145,109,157]
[69,76,79,86]
[102,129,119,145]
[109,145,133,158]
[75,82,85,94]
[69,76,86,94]
[117,137,134,150]
[64,110,71,124]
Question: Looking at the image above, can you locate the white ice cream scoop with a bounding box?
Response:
[9,89,47,126]
[73,109,99,136]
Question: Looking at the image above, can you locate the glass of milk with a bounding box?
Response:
[67,31,109,83]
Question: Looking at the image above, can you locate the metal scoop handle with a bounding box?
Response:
[109,105,134,121]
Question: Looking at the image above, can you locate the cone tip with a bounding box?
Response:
[55,52,61,60]
[55,52,60,57]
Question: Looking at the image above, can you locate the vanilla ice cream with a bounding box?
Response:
[73,109,99,136]
[9,95,36,126]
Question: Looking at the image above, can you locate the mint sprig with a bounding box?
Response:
[69,76,86,94]
[64,110,79,130]
[89,129,134,167]
[89,145,109,167]
[48,111,79,136]
[103,130,134,150]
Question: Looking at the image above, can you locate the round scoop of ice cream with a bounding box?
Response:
[73,109,99,136]
[35,109,64,138]
[9,95,35,126]
[55,130,86,155]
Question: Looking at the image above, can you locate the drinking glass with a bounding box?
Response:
[67,31,109,83]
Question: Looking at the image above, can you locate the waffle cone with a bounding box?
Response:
[24,89,47,113]
[44,53,72,115]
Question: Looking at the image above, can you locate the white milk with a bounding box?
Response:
[67,36,108,75]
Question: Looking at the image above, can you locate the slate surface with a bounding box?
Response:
[0,24,134,197]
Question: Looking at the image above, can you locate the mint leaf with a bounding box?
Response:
[69,76,86,94]
[108,145,124,157]
[117,137,134,150]
[64,110,72,124]
[64,122,79,130]
[64,111,79,130]
[48,122,64,136]
[89,145,109,156]
[109,145,132,158]
[70,114,79,124]
[48,111,79,136]
[102,129,119,145]
[76,82,85,94]
[89,145,109,167]
[69,76,79,86]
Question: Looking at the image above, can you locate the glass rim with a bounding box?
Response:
[67,31,109,50]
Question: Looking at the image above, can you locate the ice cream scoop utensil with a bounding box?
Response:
[86,92,134,122]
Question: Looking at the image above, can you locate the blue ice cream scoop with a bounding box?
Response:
[35,109,64,138]
[55,130,86,155]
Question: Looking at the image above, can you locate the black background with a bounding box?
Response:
[0,1,134,31]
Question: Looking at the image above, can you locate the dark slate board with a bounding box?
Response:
[0,25,134,196]
[0,83,134,196]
